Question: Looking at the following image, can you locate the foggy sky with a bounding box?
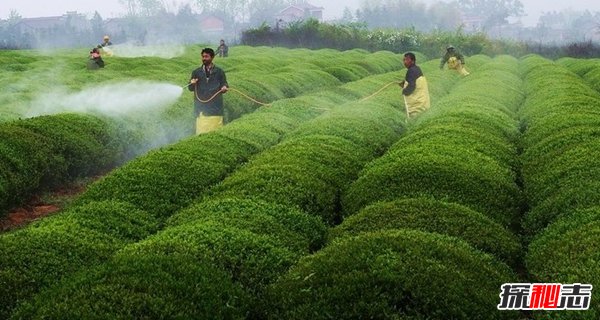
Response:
[1,0,599,27]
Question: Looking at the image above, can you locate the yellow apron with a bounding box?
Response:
[196,113,223,135]
[403,76,431,118]
[448,57,470,76]
[101,46,114,57]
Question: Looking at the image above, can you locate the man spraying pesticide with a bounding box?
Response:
[97,35,114,57]
[188,48,229,135]
[399,52,430,119]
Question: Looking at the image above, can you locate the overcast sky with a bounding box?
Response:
[1,0,599,27]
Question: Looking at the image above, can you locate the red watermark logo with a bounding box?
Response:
[498,283,593,311]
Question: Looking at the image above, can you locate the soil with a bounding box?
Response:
[0,178,96,233]
[0,202,61,231]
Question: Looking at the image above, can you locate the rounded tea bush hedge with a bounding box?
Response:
[209,120,399,225]
[519,56,600,318]
[331,198,521,267]
[526,206,600,319]
[267,230,518,320]
[344,143,521,227]
[13,253,251,320]
[107,219,302,294]
[523,180,600,237]
[167,197,328,251]
[519,56,600,236]
[0,113,129,216]
[0,200,153,319]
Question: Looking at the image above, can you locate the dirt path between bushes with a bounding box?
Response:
[0,177,99,233]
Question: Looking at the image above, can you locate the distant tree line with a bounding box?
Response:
[241,19,600,59]
[335,0,523,32]
[1,0,599,53]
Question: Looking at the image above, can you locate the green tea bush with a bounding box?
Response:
[345,143,521,226]
[324,66,361,82]
[391,121,519,170]
[210,135,367,224]
[0,200,154,319]
[224,69,340,120]
[523,180,600,237]
[520,56,600,233]
[331,198,521,267]
[164,201,318,254]
[18,217,302,319]
[557,57,600,76]
[520,56,600,316]
[267,230,518,320]
[76,133,256,219]
[555,57,600,94]
[166,197,328,251]
[520,109,600,149]
[286,101,404,156]
[119,219,302,292]
[526,206,600,319]
[583,67,600,93]
[12,113,127,178]
[0,126,52,212]
[12,253,251,320]
[523,140,600,208]
[15,198,328,319]
[0,114,127,216]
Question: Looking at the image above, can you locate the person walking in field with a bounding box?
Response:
[440,45,469,76]
[400,52,430,118]
[218,39,229,57]
[188,48,229,135]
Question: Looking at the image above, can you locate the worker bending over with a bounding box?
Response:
[87,48,105,70]
[440,45,469,76]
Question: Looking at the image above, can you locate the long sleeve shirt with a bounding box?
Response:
[188,64,228,116]
[402,64,423,96]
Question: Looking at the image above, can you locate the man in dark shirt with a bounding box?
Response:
[400,52,430,118]
[218,39,229,57]
[188,48,229,134]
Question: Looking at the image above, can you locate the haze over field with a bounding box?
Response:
[2,0,599,27]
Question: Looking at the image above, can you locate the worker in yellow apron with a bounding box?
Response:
[440,45,469,76]
[98,35,114,57]
[400,52,431,119]
[188,47,229,134]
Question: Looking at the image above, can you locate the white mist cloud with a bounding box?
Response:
[105,43,186,59]
[25,80,183,117]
